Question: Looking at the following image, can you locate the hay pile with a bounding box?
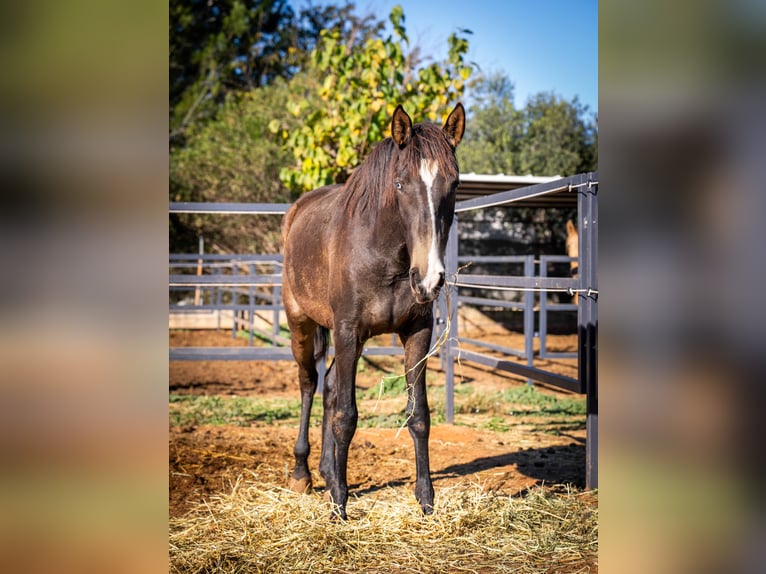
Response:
[170,478,597,573]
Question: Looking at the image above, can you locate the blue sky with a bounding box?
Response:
[296,0,598,113]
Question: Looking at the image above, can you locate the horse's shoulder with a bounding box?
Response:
[283,185,346,248]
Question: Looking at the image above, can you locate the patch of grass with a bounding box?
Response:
[500,385,586,416]
[425,384,585,435]
[363,374,407,399]
[357,411,407,428]
[449,385,585,418]
[169,394,305,427]
[169,384,584,435]
[483,416,512,432]
[235,325,291,344]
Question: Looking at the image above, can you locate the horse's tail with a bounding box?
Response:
[314,326,329,362]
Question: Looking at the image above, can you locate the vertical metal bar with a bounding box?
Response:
[578,172,598,489]
[248,263,255,346]
[273,284,281,345]
[443,216,459,424]
[539,255,549,358]
[194,235,203,306]
[230,260,237,340]
[524,255,535,386]
[436,282,446,371]
[216,258,222,330]
[274,260,282,345]
[316,354,326,395]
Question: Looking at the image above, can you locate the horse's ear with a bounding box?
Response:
[566,219,577,236]
[443,103,466,148]
[391,105,412,147]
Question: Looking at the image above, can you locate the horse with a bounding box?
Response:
[281,103,465,519]
[565,219,579,304]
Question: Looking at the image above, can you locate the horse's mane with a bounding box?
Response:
[342,122,459,215]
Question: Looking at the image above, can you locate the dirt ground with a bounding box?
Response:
[169,309,586,518]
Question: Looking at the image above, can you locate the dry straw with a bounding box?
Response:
[170,477,597,573]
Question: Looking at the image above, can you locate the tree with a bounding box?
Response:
[518,92,596,176]
[171,0,293,142]
[170,78,304,254]
[170,0,384,144]
[458,73,597,177]
[456,71,520,174]
[169,1,390,253]
[274,6,475,192]
[456,73,597,273]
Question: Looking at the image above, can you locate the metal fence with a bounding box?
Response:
[169,171,598,487]
[437,171,598,487]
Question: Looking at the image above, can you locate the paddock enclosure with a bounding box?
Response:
[170,172,597,483]
[169,172,598,570]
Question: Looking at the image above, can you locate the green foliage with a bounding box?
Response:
[457,72,520,175]
[169,2,597,255]
[459,72,598,177]
[170,80,299,254]
[170,0,385,144]
[274,7,475,192]
[170,0,296,141]
[518,92,597,176]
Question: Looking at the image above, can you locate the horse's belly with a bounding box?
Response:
[282,192,338,329]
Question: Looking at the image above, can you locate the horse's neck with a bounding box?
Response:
[348,205,408,266]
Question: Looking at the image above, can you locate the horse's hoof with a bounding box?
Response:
[288,476,312,493]
[329,506,348,521]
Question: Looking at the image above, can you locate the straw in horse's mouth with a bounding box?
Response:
[408,267,445,304]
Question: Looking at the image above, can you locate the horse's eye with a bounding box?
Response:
[395,181,403,191]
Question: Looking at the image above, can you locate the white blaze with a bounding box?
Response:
[419,159,444,292]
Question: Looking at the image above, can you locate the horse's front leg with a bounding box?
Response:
[400,319,435,514]
[324,325,361,519]
[318,360,336,494]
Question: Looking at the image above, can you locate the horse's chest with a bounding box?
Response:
[358,282,425,334]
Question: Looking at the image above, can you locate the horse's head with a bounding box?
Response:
[390,104,465,304]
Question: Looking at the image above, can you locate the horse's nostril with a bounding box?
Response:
[437,272,445,288]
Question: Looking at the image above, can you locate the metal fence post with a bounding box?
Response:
[248,263,255,346]
[578,172,598,489]
[524,255,535,386]
[273,284,281,346]
[216,259,222,330]
[539,255,549,359]
[443,216,459,424]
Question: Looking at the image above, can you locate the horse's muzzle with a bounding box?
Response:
[409,268,445,304]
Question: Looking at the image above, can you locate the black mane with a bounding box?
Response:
[342,122,459,214]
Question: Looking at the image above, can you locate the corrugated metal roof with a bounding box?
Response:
[457,173,576,208]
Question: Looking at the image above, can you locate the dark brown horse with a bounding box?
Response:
[281,103,465,519]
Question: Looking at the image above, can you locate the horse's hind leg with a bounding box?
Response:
[287,318,319,493]
[400,319,435,514]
